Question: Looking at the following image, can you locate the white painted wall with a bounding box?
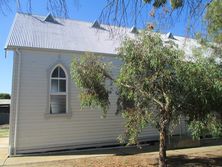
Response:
[11,49,186,154]
[9,51,19,155]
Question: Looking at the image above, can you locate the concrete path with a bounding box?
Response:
[0,138,9,166]
[0,136,119,166]
[1,136,222,167]
[5,153,113,166]
[0,138,157,166]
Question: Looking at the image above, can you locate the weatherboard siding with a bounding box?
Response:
[14,49,123,152]
[14,49,184,153]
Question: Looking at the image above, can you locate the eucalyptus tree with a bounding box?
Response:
[205,0,222,44]
[99,0,214,30]
[71,31,222,167]
[0,93,10,99]
[196,0,222,60]
[0,0,214,24]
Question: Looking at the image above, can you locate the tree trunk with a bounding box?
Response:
[159,118,168,167]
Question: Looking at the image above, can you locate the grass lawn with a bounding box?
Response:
[0,124,9,138]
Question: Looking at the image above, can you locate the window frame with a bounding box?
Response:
[47,63,70,117]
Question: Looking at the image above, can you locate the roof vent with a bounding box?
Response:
[166,32,175,39]
[44,13,57,23]
[130,26,138,33]
[92,20,100,28]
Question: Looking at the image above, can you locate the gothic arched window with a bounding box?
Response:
[50,65,67,114]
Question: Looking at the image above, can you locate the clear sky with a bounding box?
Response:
[0,0,203,94]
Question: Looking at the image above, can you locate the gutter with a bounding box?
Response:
[13,48,21,155]
[6,46,118,57]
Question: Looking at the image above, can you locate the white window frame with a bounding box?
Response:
[49,64,69,115]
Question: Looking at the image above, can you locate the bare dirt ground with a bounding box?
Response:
[6,145,222,167]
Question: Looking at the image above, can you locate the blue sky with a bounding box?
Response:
[0,0,203,94]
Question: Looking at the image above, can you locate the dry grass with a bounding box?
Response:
[13,146,222,167]
[0,124,9,138]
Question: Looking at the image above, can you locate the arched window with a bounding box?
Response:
[50,65,67,114]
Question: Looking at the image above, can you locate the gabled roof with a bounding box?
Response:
[5,13,199,56]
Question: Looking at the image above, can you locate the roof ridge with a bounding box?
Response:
[15,12,137,32]
[15,12,191,39]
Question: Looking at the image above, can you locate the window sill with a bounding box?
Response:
[45,112,72,119]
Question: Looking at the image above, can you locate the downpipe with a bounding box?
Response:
[13,48,21,155]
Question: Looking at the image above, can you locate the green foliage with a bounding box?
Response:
[176,48,222,138]
[188,114,222,139]
[71,31,222,145]
[196,0,222,60]
[153,0,167,8]
[0,126,9,138]
[70,54,112,115]
[188,120,206,139]
[170,0,183,9]
[116,32,201,143]
[118,108,155,145]
[143,0,183,9]
[205,0,222,43]
[0,93,10,99]
[195,33,222,60]
[71,31,222,167]
[177,50,222,113]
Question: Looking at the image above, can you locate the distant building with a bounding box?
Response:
[0,99,10,125]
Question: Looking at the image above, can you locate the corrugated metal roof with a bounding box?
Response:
[5,13,199,56]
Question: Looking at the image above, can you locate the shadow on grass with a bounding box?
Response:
[167,155,222,167]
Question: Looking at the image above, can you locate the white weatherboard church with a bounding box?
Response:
[5,13,195,155]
